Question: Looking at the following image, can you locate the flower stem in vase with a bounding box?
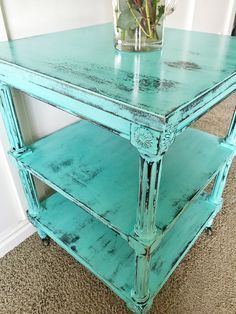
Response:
[112,0,174,51]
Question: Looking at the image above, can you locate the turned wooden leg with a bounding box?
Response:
[131,154,162,305]
[134,157,162,241]
[130,124,164,307]
[209,106,236,204]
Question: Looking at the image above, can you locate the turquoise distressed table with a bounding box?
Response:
[0,23,235,313]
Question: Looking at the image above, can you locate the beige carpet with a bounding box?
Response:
[0,96,235,314]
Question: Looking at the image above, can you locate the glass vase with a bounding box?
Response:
[112,0,177,52]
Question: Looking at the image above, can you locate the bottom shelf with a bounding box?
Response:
[32,192,219,308]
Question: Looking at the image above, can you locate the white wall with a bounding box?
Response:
[0,0,113,257]
[166,0,236,35]
[0,0,235,257]
[192,0,236,35]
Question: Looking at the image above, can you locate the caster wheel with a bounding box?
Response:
[42,236,50,247]
[205,227,213,236]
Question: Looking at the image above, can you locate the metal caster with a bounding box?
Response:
[41,236,51,247]
[205,227,213,236]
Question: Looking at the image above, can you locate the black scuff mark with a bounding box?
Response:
[71,245,78,253]
[60,233,80,245]
[165,61,201,71]
[49,159,74,173]
[108,247,116,255]
[46,61,180,102]
[152,260,164,274]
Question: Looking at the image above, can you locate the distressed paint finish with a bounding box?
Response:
[33,193,136,306]
[129,124,161,304]
[18,168,39,218]
[209,107,236,205]
[209,159,233,205]
[0,83,39,219]
[0,25,236,131]
[226,107,236,145]
[9,121,235,311]
[28,191,220,314]
[132,252,151,304]
[0,24,235,313]
[134,157,162,241]
[130,123,162,304]
[130,124,162,242]
[11,121,234,242]
[0,83,25,152]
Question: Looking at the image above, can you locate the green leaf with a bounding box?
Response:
[119,0,128,12]
[157,5,165,22]
[117,8,142,31]
[152,0,158,15]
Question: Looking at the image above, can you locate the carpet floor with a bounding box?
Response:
[0,96,235,314]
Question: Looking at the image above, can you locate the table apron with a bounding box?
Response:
[177,74,236,133]
[0,62,165,140]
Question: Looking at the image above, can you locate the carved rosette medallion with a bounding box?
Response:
[131,124,161,157]
[133,126,154,150]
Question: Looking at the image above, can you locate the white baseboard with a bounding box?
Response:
[0,220,35,258]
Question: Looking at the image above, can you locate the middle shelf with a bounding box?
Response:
[15,120,233,241]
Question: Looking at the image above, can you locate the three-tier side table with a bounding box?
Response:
[0,24,235,313]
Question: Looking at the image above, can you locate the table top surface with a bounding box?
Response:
[0,23,235,119]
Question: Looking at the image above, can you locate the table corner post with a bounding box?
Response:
[0,82,39,219]
[129,124,163,308]
[129,113,180,309]
[209,105,236,206]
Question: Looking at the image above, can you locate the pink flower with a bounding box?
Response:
[132,0,142,7]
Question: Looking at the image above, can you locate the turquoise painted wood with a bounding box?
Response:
[0,83,39,218]
[12,121,234,245]
[34,191,218,313]
[0,24,235,132]
[0,24,235,313]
